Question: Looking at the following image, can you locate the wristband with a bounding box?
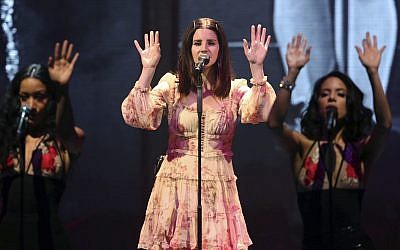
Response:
[279,79,295,91]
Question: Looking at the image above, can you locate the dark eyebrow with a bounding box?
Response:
[320,87,347,92]
[193,38,217,42]
[19,90,48,95]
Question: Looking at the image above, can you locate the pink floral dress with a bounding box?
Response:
[121,73,276,249]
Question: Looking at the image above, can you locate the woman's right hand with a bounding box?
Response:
[134,31,161,69]
[286,33,311,72]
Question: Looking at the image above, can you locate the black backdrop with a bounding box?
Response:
[1,0,399,249]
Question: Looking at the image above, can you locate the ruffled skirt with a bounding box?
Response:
[138,154,252,249]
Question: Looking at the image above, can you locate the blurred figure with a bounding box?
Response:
[0,41,84,250]
[268,33,391,249]
[274,0,397,128]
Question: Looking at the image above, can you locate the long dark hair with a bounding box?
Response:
[0,64,58,163]
[177,17,233,98]
[301,71,373,142]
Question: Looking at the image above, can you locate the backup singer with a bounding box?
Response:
[0,41,84,250]
[267,33,391,249]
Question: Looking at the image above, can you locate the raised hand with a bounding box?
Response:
[355,32,386,73]
[48,40,79,85]
[286,33,311,71]
[242,24,271,65]
[134,31,161,69]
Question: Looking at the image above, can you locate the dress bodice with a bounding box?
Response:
[0,135,70,180]
[167,98,237,160]
[121,72,276,163]
[295,140,365,191]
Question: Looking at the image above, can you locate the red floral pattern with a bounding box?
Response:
[1,137,65,179]
[299,142,363,189]
[303,156,318,186]
[41,146,58,172]
[6,154,15,168]
[121,73,276,249]
[346,164,357,178]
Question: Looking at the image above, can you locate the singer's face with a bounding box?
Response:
[318,77,347,119]
[191,28,219,68]
[18,77,50,127]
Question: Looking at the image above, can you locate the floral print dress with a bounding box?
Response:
[295,140,376,249]
[296,141,365,191]
[0,135,71,250]
[121,73,276,249]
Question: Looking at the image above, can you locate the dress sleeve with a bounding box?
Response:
[231,77,276,124]
[121,73,176,130]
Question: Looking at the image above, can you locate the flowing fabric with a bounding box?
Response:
[121,73,276,249]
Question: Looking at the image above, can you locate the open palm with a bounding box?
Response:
[355,32,385,71]
[243,24,271,65]
[134,30,161,69]
[286,34,311,70]
[48,40,79,85]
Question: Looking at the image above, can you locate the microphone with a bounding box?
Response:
[195,54,210,72]
[325,107,338,133]
[16,105,31,137]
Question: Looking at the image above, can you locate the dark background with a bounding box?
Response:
[1,0,399,249]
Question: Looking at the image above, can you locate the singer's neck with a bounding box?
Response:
[201,70,216,91]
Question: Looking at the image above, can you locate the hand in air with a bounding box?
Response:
[285,33,311,71]
[134,31,161,69]
[243,24,271,65]
[48,40,79,85]
[355,32,385,72]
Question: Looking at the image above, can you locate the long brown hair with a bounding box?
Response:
[177,17,233,98]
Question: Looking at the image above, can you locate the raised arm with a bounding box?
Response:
[134,30,161,89]
[237,25,276,124]
[242,24,271,83]
[48,40,84,153]
[355,32,392,129]
[268,34,311,129]
[355,32,392,168]
[121,31,171,130]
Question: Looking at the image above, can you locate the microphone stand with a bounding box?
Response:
[324,129,336,250]
[17,129,26,250]
[196,67,204,250]
[16,105,30,250]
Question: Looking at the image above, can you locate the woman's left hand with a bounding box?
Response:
[355,32,386,74]
[48,40,79,85]
[242,24,271,66]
